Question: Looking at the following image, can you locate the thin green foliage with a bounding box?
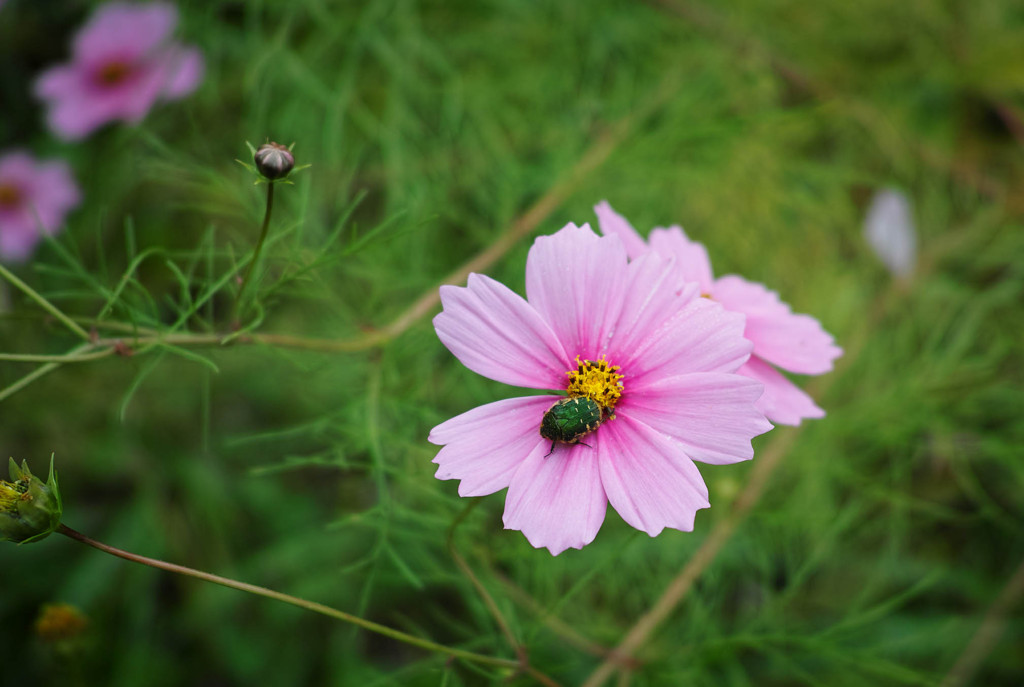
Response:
[1,0,1022,685]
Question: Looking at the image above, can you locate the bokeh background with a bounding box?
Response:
[2,0,1023,685]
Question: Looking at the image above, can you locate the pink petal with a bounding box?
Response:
[593,201,649,260]
[29,161,81,234]
[43,87,122,141]
[115,61,176,122]
[622,293,751,383]
[624,372,772,465]
[434,273,568,389]
[648,226,715,294]
[75,3,178,64]
[34,65,79,101]
[713,275,842,375]
[0,222,38,262]
[739,357,824,426]
[596,416,710,536]
[158,46,204,98]
[430,396,556,497]
[604,251,699,366]
[503,440,607,555]
[525,222,629,360]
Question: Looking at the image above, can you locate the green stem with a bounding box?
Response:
[233,182,275,324]
[447,500,523,658]
[56,524,559,684]
[0,262,91,341]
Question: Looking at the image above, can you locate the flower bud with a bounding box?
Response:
[1,456,63,544]
[35,603,89,644]
[254,142,295,180]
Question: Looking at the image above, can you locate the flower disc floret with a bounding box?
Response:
[566,355,623,410]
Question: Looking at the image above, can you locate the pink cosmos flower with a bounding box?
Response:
[0,151,80,262]
[428,223,772,555]
[34,2,203,141]
[595,201,842,426]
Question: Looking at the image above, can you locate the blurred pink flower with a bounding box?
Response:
[0,151,80,262]
[34,2,203,141]
[595,201,842,426]
[429,223,771,555]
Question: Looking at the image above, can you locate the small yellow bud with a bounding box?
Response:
[35,603,88,643]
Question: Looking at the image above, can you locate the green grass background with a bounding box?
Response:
[1,0,1023,685]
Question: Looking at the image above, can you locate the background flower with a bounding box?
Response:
[595,201,842,426]
[34,2,203,141]
[429,223,771,554]
[0,151,80,262]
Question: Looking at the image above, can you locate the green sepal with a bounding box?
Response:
[1,454,63,545]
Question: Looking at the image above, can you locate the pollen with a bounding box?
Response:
[95,60,133,86]
[566,355,624,410]
[0,184,22,209]
[0,479,27,513]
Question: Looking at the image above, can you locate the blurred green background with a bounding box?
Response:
[2,0,1023,685]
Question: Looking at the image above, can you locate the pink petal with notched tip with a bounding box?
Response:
[738,357,824,426]
[648,226,715,295]
[503,440,607,555]
[525,222,629,361]
[429,395,558,497]
[623,372,771,465]
[596,415,710,536]
[434,273,569,390]
[713,275,842,375]
[593,200,650,260]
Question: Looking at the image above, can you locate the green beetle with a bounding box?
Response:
[540,397,604,457]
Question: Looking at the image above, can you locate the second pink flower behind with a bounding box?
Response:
[429,223,772,555]
[34,2,203,141]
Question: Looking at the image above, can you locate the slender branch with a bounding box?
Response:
[56,523,561,685]
[447,500,523,661]
[940,556,1024,687]
[582,267,908,685]
[0,349,117,363]
[233,182,275,324]
[0,343,94,403]
[581,428,801,687]
[494,570,615,659]
[0,262,91,341]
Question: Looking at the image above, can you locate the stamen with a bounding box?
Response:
[0,184,22,209]
[566,355,624,410]
[95,60,133,86]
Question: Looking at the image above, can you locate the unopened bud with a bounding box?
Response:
[1,456,62,544]
[254,142,295,180]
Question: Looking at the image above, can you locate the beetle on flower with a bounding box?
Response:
[428,223,772,555]
[595,202,842,426]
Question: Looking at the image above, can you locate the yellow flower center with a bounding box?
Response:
[96,60,133,86]
[0,183,22,210]
[566,355,624,410]
[0,478,29,513]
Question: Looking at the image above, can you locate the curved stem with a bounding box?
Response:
[0,262,91,341]
[234,182,275,324]
[447,500,523,659]
[56,523,560,684]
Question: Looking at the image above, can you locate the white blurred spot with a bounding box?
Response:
[864,188,917,278]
